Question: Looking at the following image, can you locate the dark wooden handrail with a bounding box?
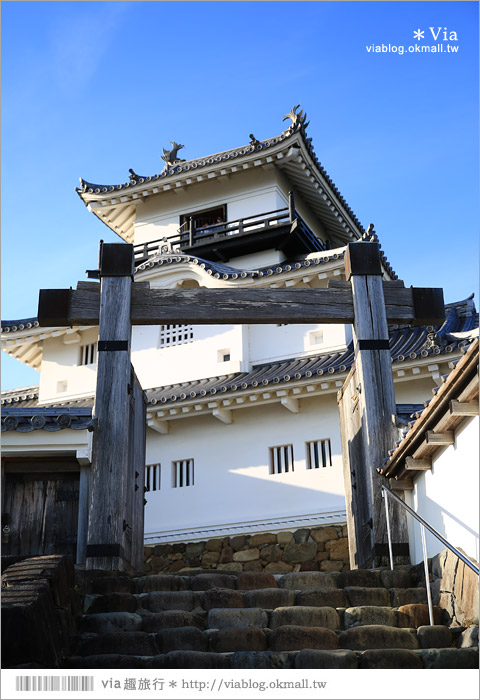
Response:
[133,196,324,265]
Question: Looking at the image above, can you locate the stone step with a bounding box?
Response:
[80,602,444,633]
[74,568,466,670]
[85,569,415,595]
[64,646,479,669]
[72,622,463,658]
[83,588,438,626]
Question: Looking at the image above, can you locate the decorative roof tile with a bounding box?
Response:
[1,318,39,334]
[135,249,346,278]
[1,406,93,432]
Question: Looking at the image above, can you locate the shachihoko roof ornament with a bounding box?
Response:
[161,141,186,168]
[282,105,309,132]
[361,223,377,242]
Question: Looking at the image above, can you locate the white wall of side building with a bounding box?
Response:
[405,416,479,564]
[143,395,346,542]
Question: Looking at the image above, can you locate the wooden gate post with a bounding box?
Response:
[341,241,409,568]
[86,243,135,571]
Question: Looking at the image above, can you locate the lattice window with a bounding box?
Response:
[158,325,194,348]
[269,444,294,474]
[145,464,161,492]
[79,343,97,366]
[172,459,194,487]
[306,439,332,469]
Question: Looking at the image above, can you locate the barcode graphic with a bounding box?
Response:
[15,676,94,691]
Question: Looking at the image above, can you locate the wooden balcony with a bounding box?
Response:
[134,193,326,266]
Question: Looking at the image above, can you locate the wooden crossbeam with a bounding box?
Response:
[38,283,445,327]
[389,479,414,490]
[425,431,455,445]
[405,457,432,471]
[449,400,479,417]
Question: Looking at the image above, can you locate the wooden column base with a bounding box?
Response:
[85,543,132,572]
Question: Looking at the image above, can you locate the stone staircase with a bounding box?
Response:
[64,568,479,669]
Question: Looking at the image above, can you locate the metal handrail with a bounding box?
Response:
[382,485,479,626]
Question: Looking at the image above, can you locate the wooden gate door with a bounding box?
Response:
[2,471,79,557]
[338,365,373,568]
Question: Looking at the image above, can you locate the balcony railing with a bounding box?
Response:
[133,191,324,265]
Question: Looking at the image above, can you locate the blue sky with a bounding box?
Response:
[1,1,478,390]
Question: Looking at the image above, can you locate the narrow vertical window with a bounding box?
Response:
[306,439,332,469]
[145,464,161,492]
[172,459,194,487]
[79,343,97,366]
[269,444,294,474]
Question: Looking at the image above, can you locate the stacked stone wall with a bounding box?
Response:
[144,524,350,574]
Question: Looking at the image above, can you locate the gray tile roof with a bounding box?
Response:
[146,302,476,408]
[382,337,479,476]
[77,112,365,238]
[136,249,348,278]
[1,406,92,433]
[1,318,39,334]
[1,386,39,407]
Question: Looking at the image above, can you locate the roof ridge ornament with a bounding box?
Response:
[129,168,141,184]
[161,141,186,169]
[282,105,309,133]
[361,223,377,242]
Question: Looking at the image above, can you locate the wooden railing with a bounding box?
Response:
[133,192,324,265]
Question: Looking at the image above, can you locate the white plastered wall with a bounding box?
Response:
[405,417,479,564]
[143,395,345,541]
[394,377,437,404]
[131,322,353,389]
[249,323,352,365]
[38,328,99,403]
[131,324,247,389]
[1,427,89,459]
[133,169,289,246]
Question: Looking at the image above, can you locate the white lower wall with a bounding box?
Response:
[248,323,350,365]
[405,417,479,564]
[144,395,346,542]
[394,378,437,405]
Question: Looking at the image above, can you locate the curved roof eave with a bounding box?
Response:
[134,240,398,282]
[1,324,95,370]
[76,120,366,245]
[134,247,349,283]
